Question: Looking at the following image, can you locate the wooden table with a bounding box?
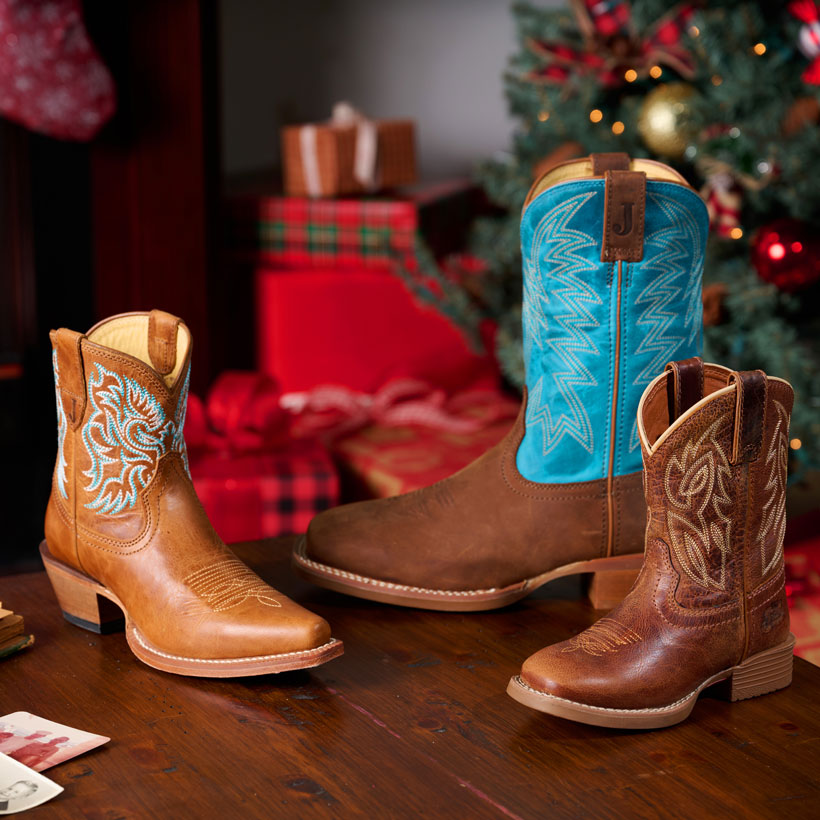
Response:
[1,537,819,819]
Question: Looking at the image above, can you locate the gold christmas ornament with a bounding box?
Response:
[637,82,696,158]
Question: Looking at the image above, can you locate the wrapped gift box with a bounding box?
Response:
[227,178,480,269]
[189,439,338,544]
[331,396,519,498]
[281,110,415,198]
[255,266,498,394]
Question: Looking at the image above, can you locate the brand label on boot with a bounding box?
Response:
[602,170,646,263]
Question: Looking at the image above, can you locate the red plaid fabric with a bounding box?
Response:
[227,179,477,269]
[190,441,338,543]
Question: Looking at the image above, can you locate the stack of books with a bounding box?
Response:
[0,604,33,659]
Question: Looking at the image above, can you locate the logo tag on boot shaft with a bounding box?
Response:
[602,170,646,263]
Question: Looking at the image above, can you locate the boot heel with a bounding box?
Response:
[729,635,795,702]
[587,568,640,610]
[40,542,124,634]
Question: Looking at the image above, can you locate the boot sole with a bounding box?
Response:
[40,541,344,677]
[292,536,644,612]
[506,634,796,730]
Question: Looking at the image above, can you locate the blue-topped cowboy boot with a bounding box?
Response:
[293,153,709,610]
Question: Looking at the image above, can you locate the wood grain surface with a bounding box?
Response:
[0,536,818,819]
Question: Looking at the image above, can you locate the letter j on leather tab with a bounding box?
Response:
[602,170,646,263]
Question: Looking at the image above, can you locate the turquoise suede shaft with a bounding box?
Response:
[516,178,708,484]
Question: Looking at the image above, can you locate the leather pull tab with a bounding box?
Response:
[148,310,181,376]
[591,152,630,175]
[51,328,87,429]
[602,170,645,263]
[665,357,704,422]
[729,370,767,464]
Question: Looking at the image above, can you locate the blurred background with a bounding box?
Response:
[1,0,818,656]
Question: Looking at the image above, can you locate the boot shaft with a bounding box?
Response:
[517,154,708,484]
[638,359,793,609]
[49,311,192,537]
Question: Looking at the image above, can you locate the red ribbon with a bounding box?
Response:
[284,378,518,441]
[186,373,518,452]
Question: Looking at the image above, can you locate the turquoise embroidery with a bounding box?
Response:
[622,191,706,457]
[522,191,601,459]
[52,350,68,499]
[82,363,188,514]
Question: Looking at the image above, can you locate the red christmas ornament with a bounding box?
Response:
[751,219,820,291]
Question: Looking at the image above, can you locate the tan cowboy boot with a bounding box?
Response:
[41,310,342,676]
[507,358,795,728]
[294,153,708,610]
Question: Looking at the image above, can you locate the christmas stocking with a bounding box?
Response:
[0,0,115,141]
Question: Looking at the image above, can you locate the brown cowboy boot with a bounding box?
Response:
[293,153,708,610]
[41,310,342,676]
[507,358,795,729]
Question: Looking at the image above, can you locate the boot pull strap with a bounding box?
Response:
[665,357,704,422]
[602,169,646,263]
[148,309,181,376]
[728,369,767,464]
[51,328,87,430]
[591,152,630,175]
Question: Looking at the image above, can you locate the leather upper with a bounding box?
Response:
[517,166,708,484]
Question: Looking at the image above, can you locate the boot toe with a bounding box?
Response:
[305,499,393,578]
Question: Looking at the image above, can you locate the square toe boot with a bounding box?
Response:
[294,154,709,610]
[507,358,796,729]
[42,310,343,676]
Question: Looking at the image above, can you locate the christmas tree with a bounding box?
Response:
[405,0,820,475]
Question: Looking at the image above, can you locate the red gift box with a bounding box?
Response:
[185,373,339,543]
[330,392,520,498]
[227,178,480,269]
[255,266,498,394]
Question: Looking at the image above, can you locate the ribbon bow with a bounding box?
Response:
[299,102,379,197]
[790,1,820,84]
[529,0,695,88]
[185,372,291,454]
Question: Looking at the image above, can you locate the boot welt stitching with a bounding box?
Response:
[296,544,499,596]
[512,674,727,715]
[131,630,340,664]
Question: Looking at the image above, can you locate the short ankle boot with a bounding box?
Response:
[507,358,795,728]
[42,310,342,676]
[294,153,709,610]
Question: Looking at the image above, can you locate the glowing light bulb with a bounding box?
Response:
[753,43,766,55]
[537,110,550,122]
[589,109,603,123]
[791,438,802,450]
[611,121,625,135]
[624,69,638,83]
[768,242,786,260]
[729,227,743,240]
[649,65,662,79]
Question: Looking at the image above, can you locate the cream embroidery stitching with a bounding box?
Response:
[562,617,642,656]
[184,559,281,611]
[758,400,788,577]
[664,416,733,590]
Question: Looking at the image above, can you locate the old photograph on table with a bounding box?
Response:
[0,752,62,815]
[0,713,109,772]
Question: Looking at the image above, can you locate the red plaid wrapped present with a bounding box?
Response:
[190,443,338,544]
[227,178,480,270]
[185,373,339,543]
